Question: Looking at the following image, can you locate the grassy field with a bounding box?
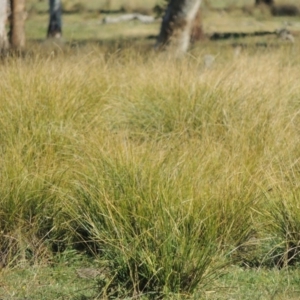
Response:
[24,0,300,43]
[1,2,300,299]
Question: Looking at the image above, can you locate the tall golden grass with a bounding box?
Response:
[1,43,300,296]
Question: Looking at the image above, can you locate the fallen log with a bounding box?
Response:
[102,13,157,24]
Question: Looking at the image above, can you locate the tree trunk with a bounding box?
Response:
[156,0,202,55]
[190,9,204,42]
[255,0,274,6]
[9,0,26,49]
[0,0,9,50]
[47,0,62,38]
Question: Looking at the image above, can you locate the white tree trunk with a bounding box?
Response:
[0,0,9,50]
[156,0,202,56]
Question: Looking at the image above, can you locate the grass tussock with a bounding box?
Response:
[1,44,300,297]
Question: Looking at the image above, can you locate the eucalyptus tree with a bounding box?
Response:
[9,0,26,49]
[0,0,26,50]
[0,0,9,50]
[47,0,62,38]
[156,0,202,55]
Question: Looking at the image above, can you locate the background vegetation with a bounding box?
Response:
[1,0,300,299]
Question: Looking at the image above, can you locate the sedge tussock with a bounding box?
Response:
[1,44,300,296]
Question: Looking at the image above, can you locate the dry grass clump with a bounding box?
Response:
[0,43,300,296]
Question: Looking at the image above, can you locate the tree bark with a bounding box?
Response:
[47,0,62,38]
[9,0,26,49]
[255,0,274,6]
[156,0,202,55]
[190,9,204,42]
[0,0,9,50]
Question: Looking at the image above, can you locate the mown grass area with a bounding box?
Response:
[2,264,300,299]
[2,2,300,298]
[24,0,300,43]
